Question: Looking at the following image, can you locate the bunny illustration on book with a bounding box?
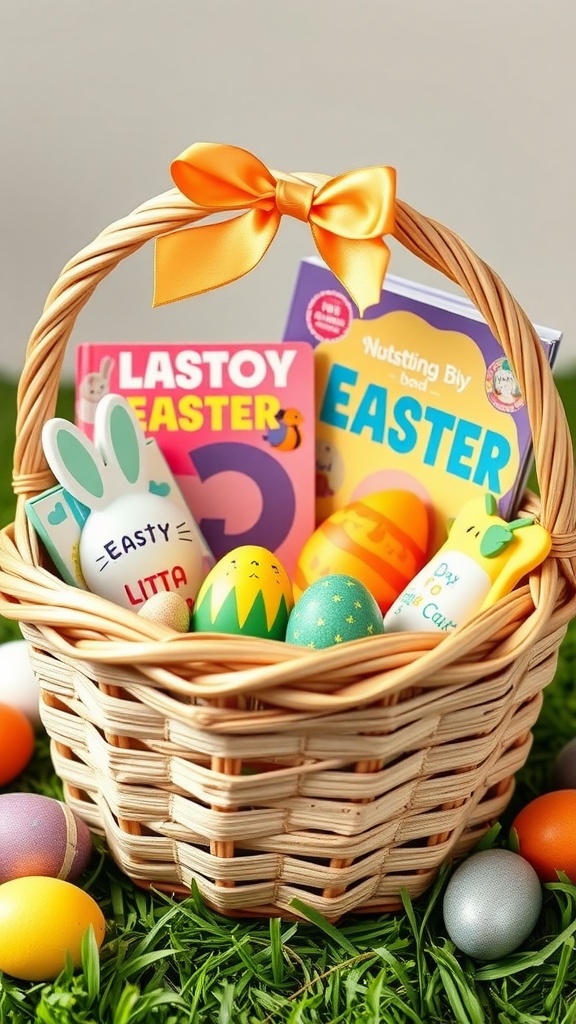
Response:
[77,356,114,425]
[42,394,204,611]
[384,493,552,634]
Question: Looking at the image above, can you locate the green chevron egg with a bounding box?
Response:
[191,544,293,640]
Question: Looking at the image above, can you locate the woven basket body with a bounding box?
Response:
[1,173,575,920]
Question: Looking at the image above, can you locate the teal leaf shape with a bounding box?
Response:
[480,524,514,558]
[149,480,171,497]
[484,493,498,516]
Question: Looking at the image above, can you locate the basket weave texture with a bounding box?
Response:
[1,171,576,921]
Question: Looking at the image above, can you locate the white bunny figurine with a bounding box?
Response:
[77,356,114,425]
[42,394,204,611]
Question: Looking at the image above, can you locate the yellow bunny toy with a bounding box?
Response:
[384,493,551,633]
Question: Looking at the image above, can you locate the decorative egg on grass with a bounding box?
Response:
[0,793,93,885]
[0,875,106,981]
[552,738,576,788]
[286,574,384,649]
[510,790,576,882]
[442,849,542,960]
[0,703,35,786]
[0,639,43,731]
[138,591,191,632]
[191,545,293,640]
[293,490,430,613]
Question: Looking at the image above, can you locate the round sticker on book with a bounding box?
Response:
[485,357,524,412]
[306,290,353,344]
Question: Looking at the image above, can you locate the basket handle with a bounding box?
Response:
[12,170,576,557]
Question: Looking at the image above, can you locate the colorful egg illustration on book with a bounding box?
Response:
[286,574,384,648]
[293,490,430,613]
[191,545,294,639]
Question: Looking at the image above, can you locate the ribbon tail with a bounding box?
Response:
[311,225,391,316]
[153,208,280,306]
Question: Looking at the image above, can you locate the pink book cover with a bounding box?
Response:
[75,342,315,577]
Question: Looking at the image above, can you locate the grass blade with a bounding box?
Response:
[81,924,101,1006]
[475,915,576,980]
[289,900,358,956]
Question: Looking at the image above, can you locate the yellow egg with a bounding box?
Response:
[192,544,294,639]
[0,876,106,981]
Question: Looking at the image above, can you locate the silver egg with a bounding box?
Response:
[442,848,542,960]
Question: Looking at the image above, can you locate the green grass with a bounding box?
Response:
[1,376,576,1022]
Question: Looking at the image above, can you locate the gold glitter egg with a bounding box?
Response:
[138,592,190,632]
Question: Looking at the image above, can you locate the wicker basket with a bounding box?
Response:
[1,164,575,922]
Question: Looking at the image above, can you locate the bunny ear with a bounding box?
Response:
[42,419,107,511]
[100,356,113,382]
[94,394,148,494]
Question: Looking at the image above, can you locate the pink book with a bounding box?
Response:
[75,342,315,578]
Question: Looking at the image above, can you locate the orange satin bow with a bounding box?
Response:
[153,143,396,315]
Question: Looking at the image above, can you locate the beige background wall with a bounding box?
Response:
[1,0,574,381]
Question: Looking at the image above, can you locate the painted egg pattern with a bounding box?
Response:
[0,792,93,885]
[191,545,294,640]
[293,490,430,613]
[0,875,106,981]
[286,574,384,648]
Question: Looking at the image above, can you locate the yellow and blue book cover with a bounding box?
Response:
[283,259,562,549]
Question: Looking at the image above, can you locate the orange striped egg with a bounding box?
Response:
[293,490,430,613]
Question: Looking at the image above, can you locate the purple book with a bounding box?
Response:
[283,257,562,548]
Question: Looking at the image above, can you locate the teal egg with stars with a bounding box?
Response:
[285,574,384,649]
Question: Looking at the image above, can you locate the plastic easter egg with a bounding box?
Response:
[511,790,576,882]
[286,574,384,649]
[443,849,542,960]
[293,490,430,613]
[0,703,35,786]
[138,591,191,632]
[0,640,43,730]
[0,793,93,885]
[552,738,576,789]
[191,545,294,640]
[0,875,106,980]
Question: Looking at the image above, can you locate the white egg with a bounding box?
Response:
[0,640,43,731]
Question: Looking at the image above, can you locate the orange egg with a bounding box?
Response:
[293,490,430,613]
[511,790,576,883]
[0,703,35,786]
